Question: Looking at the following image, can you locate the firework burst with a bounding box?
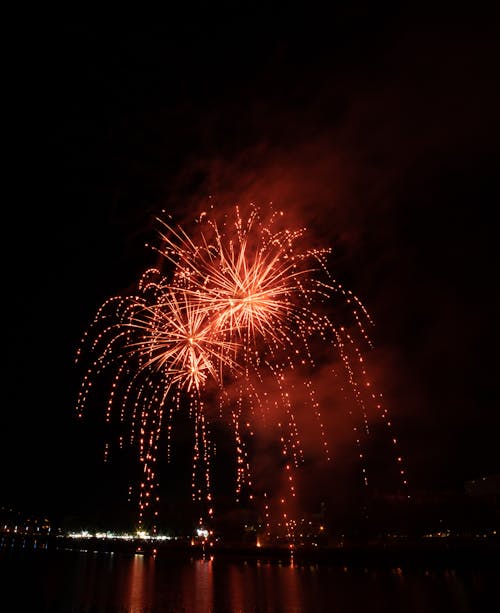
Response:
[76,203,407,536]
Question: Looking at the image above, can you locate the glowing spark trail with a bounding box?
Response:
[76,203,408,535]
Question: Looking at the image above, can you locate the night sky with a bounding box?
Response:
[4,9,500,527]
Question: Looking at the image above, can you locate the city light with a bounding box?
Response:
[65,530,174,541]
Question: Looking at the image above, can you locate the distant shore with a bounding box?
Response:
[2,534,499,568]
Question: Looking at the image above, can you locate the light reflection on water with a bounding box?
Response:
[0,543,497,613]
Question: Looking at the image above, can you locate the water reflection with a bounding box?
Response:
[127,554,155,610]
[0,544,497,612]
[180,557,213,611]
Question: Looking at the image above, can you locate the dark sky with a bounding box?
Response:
[3,8,500,526]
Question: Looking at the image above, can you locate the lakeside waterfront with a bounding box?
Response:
[3,532,499,568]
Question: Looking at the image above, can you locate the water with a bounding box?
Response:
[1,544,497,612]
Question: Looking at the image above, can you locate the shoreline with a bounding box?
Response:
[2,534,499,567]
